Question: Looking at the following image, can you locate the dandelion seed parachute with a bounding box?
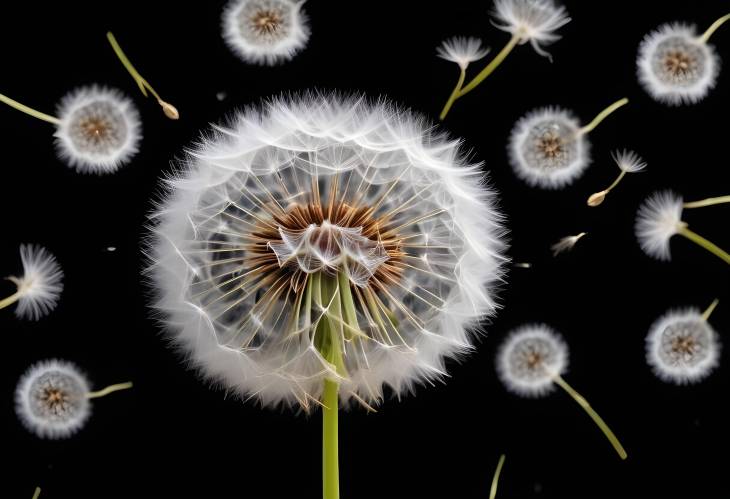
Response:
[0,244,63,320]
[147,93,507,409]
[491,0,571,58]
[646,308,720,384]
[222,0,310,66]
[587,150,646,207]
[437,37,490,70]
[634,190,684,261]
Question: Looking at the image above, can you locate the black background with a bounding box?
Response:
[2,1,728,498]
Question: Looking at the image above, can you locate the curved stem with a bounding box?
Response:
[578,98,629,135]
[489,454,506,499]
[553,375,628,460]
[700,13,730,43]
[683,195,730,209]
[702,298,719,322]
[0,290,22,311]
[85,381,133,399]
[679,227,730,264]
[32,487,41,499]
[605,170,627,192]
[587,171,627,206]
[0,93,60,125]
[439,68,466,121]
[457,35,520,97]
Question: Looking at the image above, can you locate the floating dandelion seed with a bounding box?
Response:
[637,14,730,105]
[0,86,141,174]
[508,99,628,189]
[0,244,63,321]
[646,300,721,384]
[439,0,570,120]
[147,93,506,499]
[496,324,627,459]
[14,359,133,439]
[635,190,730,264]
[587,150,646,207]
[437,37,490,70]
[107,32,179,120]
[222,0,310,66]
[551,232,586,256]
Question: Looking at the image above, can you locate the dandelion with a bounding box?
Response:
[107,32,179,119]
[587,150,646,206]
[0,86,141,174]
[222,0,310,66]
[551,232,586,256]
[637,14,730,105]
[635,190,730,264]
[496,324,627,459]
[14,359,133,439]
[646,299,721,384]
[0,244,63,321]
[147,93,506,499]
[439,0,570,120]
[508,99,628,189]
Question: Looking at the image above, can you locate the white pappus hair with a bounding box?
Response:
[646,308,720,384]
[146,92,507,410]
[6,244,64,320]
[55,85,142,174]
[491,0,570,59]
[15,359,91,439]
[222,0,310,66]
[634,190,684,261]
[508,106,590,189]
[436,37,490,70]
[637,23,720,106]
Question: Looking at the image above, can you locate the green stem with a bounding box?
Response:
[702,298,719,322]
[683,195,730,209]
[0,289,22,311]
[0,93,60,125]
[323,377,339,499]
[553,375,628,460]
[679,227,730,264]
[489,454,506,499]
[32,487,41,499]
[85,381,134,399]
[458,35,520,98]
[439,68,466,121]
[700,13,730,43]
[605,170,627,192]
[578,98,629,135]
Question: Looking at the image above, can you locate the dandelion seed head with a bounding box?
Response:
[646,308,720,384]
[491,0,570,58]
[637,23,719,105]
[635,190,684,261]
[612,149,646,173]
[54,86,141,174]
[508,107,589,189]
[223,0,310,66]
[147,93,507,409]
[8,244,64,321]
[15,359,91,439]
[496,324,568,397]
[436,37,490,70]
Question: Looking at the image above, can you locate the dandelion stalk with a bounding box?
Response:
[439,68,466,121]
[678,227,730,264]
[489,454,506,499]
[552,374,627,460]
[578,98,629,135]
[699,13,730,44]
[701,298,719,322]
[683,195,730,209]
[32,487,41,499]
[86,382,134,399]
[0,288,22,311]
[0,93,60,125]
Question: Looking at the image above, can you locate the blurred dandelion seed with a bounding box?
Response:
[508,98,628,189]
[587,150,646,207]
[0,244,63,321]
[107,32,179,120]
[637,13,730,105]
[551,232,586,256]
[0,86,141,174]
[496,324,628,459]
[438,0,570,120]
[635,190,730,263]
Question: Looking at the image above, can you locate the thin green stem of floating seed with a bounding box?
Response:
[458,34,520,98]
[0,93,60,125]
[489,454,506,499]
[679,227,730,265]
[683,195,730,209]
[702,298,719,322]
[700,13,730,44]
[85,382,134,399]
[439,67,466,121]
[578,98,629,135]
[32,487,41,499]
[0,290,22,311]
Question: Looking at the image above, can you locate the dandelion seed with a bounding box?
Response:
[551,232,586,256]
[508,99,628,189]
[14,359,133,439]
[496,324,627,459]
[587,150,646,207]
[0,86,141,174]
[222,0,310,66]
[646,300,721,384]
[0,244,63,321]
[637,14,730,105]
[439,0,570,120]
[635,190,730,264]
[147,93,507,498]
[437,37,490,70]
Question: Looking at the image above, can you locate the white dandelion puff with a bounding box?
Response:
[0,86,141,174]
[496,324,627,459]
[637,14,730,106]
[635,190,730,264]
[508,98,628,189]
[646,302,721,384]
[0,244,63,321]
[437,37,490,70]
[14,359,133,440]
[491,0,571,59]
[551,232,586,256]
[222,0,310,66]
[587,150,646,207]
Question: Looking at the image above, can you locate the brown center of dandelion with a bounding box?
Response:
[43,388,68,409]
[671,336,696,355]
[537,134,563,159]
[79,117,110,142]
[251,10,283,35]
[664,50,693,76]
[526,351,543,369]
